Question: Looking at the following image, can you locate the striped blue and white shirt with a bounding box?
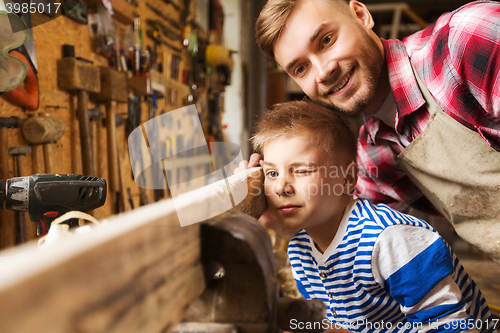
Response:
[288,199,495,333]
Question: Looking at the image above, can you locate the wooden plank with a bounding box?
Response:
[0,167,265,333]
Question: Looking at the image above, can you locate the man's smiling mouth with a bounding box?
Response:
[329,70,352,94]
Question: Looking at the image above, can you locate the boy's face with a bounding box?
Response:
[262,132,353,234]
[273,0,385,116]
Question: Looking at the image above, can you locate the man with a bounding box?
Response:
[246,0,500,263]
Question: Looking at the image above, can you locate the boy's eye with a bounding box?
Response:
[295,169,312,175]
[266,170,279,178]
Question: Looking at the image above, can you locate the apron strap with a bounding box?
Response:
[410,63,442,117]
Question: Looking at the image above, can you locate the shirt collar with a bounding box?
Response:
[373,89,397,128]
[363,113,381,144]
[366,39,426,137]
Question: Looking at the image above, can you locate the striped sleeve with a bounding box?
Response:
[372,225,478,332]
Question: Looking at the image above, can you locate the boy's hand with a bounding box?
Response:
[234,153,299,240]
[259,206,299,241]
[234,153,263,173]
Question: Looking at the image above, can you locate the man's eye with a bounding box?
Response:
[266,171,279,178]
[295,65,306,75]
[322,34,332,47]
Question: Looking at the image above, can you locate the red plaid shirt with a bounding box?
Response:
[355,0,500,214]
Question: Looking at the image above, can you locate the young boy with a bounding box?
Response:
[251,100,495,333]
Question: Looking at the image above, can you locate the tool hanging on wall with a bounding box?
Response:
[147,19,183,41]
[22,113,65,174]
[1,9,39,110]
[146,29,182,53]
[162,0,180,11]
[0,9,28,93]
[89,108,104,176]
[145,2,181,31]
[8,146,32,243]
[127,96,151,206]
[0,174,107,236]
[88,4,119,68]
[0,116,22,248]
[127,96,142,134]
[57,44,100,176]
[20,9,38,72]
[91,68,128,213]
[0,117,22,180]
[181,0,191,25]
[3,49,39,111]
[115,116,129,213]
[133,16,141,74]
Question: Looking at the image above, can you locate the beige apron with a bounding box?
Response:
[395,65,500,263]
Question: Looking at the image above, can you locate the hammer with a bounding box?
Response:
[57,45,100,176]
[22,113,65,173]
[0,117,21,248]
[91,68,128,213]
[8,146,32,243]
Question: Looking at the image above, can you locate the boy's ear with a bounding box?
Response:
[349,1,375,31]
[343,162,359,195]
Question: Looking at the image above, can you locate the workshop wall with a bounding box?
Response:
[0,0,231,249]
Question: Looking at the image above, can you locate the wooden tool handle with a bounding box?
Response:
[0,127,9,181]
[90,121,98,177]
[43,143,53,174]
[31,144,44,174]
[78,90,94,176]
[116,128,129,212]
[0,127,15,248]
[106,101,119,193]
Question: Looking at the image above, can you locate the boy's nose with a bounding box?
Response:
[275,179,294,197]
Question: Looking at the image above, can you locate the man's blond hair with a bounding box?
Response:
[251,100,357,163]
[255,0,350,58]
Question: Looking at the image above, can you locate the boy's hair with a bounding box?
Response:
[255,0,350,58]
[252,100,357,163]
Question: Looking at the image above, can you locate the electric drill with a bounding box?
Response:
[0,174,107,236]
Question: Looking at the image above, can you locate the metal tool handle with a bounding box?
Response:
[106,101,120,194]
